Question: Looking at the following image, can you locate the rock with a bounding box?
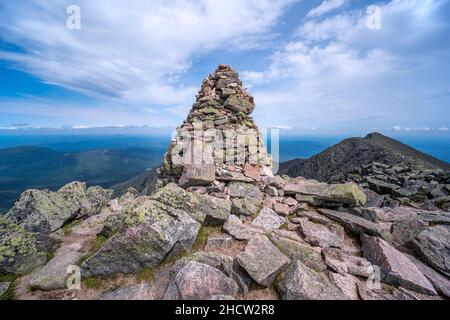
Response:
[224,95,255,114]
[283,197,298,206]
[5,182,111,234]
[228,182,263,205]
[0,282,11,298]
[108,199,122,212]
[231,198,260,217]
[208,295,236,300]
[223,215,265,240]
[361,234,437,295]
[322,248,373,278]
[243,164,261,182]
[265,186,278,197]
[29,243,84,291]
[0,216,47,275]
[284,182,367,207]
[296,210,333,226]
[5,189,79,234]
[151,183,230,224]
[318,209,388,239]
[99,284,154,300]
[99,214,123,238]
[363,189,385,208]
[367,178,400,195]
[298,219,344,248]
[81,199,200,277]
[179,164,216,188]
[407,254,450,298]
[205,235,233,251]
[164,262,238,300]
[412,225,450,276]
[277,260,348,300]
[237,236,290,287]
[274,203,290,216]
[329,272,360,300]
[270,233,327,272]
[252,208,286,231]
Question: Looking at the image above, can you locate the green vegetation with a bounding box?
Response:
[0,274,17,300]
[192,226,222,251]
[136,267,155,283]
[83,277,106,290]
[63,219,82,234]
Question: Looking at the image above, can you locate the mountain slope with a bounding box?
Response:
[280,132,450,182]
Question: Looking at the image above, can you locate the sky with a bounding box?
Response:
[0,0,449,135]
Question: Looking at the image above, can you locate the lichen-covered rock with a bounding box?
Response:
[361,234,436,295]
[0,216,47,275]
[5,189,79,234]
[322,248,373,278]
[251,208,285,232]
[277,260,348,300]
[223,215,265,240]
[150,183,230,224]
[236,236,290,287]
[164,261,238,300]
[284,181,366,207]
[228,182,263,205]
[231,198,261,217]
[412,225,450,276]
[81,199,200,277]
[179,164,216,188]
[270,232,327,272]
[5,182,112,234]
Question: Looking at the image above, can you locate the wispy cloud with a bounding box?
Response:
[306,0,347,18]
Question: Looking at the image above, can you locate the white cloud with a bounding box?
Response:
[438,127,449,131]
[0,0,295,108]
[242,0,450,130]
[306,0,347,18]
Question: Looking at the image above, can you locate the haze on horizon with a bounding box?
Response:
[0,0,449,135]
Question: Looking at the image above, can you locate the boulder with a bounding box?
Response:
[205,235,233,251]
[277,260,348,300]
[164,262,238,300]
[270,232,327,272]
[284,182,366,207]
[407,254,450,298]
[151,183,230,224]
[236,236,290,287]
[322,248,373,278]
[227,182,263,205]
[99,284,154,300]
[251,208,285,232]
[179,164,216,188]
[0,216,48,275]
[224,95,255,115]
[361,234,436,295]
[29,243,84,291]
[298,219,344,248]
[223,215,265,240]
[243,164,261,182]
[231,198,260,217]
[317,209,388,239]
[274,203,290,216]
[412,225,450,276]
[81,199,200,277]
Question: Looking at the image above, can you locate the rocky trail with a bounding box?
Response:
[1,65,449,301]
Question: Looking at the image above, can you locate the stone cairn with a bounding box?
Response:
[157,64,273,196]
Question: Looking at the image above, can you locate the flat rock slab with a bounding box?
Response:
[361,234,436,295]
[298,219,343,248]
[223,215,265,240]
[179,164,216,188]
[412,225,450,277]
[277,260,348,300]
[236,235,290,287]
[99,284,154,300]
[322,248,372,278]
[227,182,263,205]
[407,254,450,298]
[164,261,238,300]
[318,209,388,239]
[252,208,285,231]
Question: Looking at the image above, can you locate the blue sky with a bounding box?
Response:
[0,0,449,135]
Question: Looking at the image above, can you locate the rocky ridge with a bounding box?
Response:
[1,65,449,301]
